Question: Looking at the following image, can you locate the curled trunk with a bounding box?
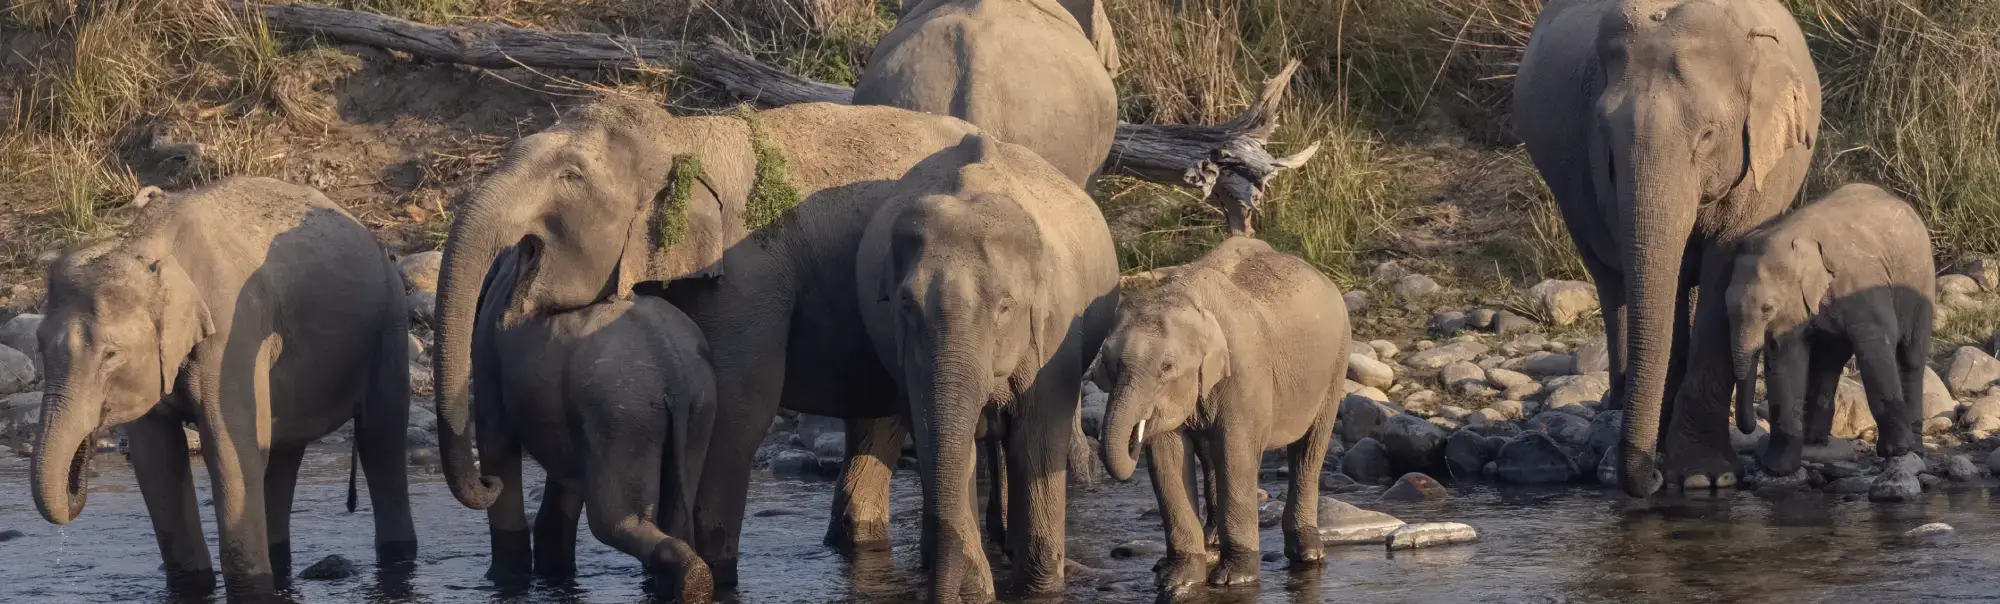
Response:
[1613,128,1698,498]
[1098,381,1153,481]
[31,391,98,525]
[431,202,512,509]
[1733,321,1764,435]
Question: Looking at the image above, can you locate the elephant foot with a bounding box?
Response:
[708,556,739,590]
[1283,543,1325,569]
[649,540,715,604]
[376,540,419,565]
[1205,551,1260,587]
[485,528,534,584]
[1154,555,1207,591]
[221,572,277,601]
[162,563,217,594]
[1681,471,1737,490]
[1661,433,1738,493]
[269,539,292,580]
[825,519,892,554]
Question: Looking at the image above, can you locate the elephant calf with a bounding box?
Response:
[1727,183,1933,487]
[31,177,414,596]
[478,286,716,602]
[1095,236,1350,592]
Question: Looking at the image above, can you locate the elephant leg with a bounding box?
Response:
[581,414,712,603]
[1660,245,1742,489]
[476,401,532,583]
[914,397,993,604]
[1758,336,1819,475]
[1854,327,1918,458]
[1206,431,1261,587]
[1584,256,1629,410]
[194,357,274,597]
[533,478,585,580]
[127,409,214,592]
[1067,411,1099,487]
[361,330,417,563]
[980,429,1008,552]
[263,445,305,581]
[1282,398,1337,567]
[826,415,903,554]
[1801,337,1850,446]
[1191,434,1220,551]
[1658,258,1697,447]
[690,316,793,589]
[1898,315,1934,453]
[1145,429,1206,593]
[1003,382,1076,597]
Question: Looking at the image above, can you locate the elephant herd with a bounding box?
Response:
[16,0,1948,602]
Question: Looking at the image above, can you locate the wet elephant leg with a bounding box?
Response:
[1145,430,1206,593]
[263,445,305,581]
[1661,246,1743,489]
[476,403,532,583]
[1897,317,1933,456]
[1192,435,1220,550]
[1206,430,1261,587]
[1282,398,1337,567]
[194,358,274,598]
[1801,338,1851,446]
[581,417,712,603]
[362,341,418,563]
[533,479,585,580]
[1003,379,1076,597]
[980,428,1008,552]
[127,409,213,592]
[1583,254,1628,410]
[1853,326,1918,458]
[1757,336,1815,475]
[915,394,993,603]
[827,415,904,554]
[689,309,794,589]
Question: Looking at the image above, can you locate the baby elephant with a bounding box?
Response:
[1095,236,1350,592]
[478,286,716,602]
[1728,183,1933,480]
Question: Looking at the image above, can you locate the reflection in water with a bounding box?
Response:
[1,446,1998,603]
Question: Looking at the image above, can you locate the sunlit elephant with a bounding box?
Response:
[1514,0,1821,495]
[854,135,1118,602]
[856,0,1119,186]
[1727,184,1933,478]
[473,247,715,601]
[1094,236,1347,592]
[31,177,414,597]
[428,96,1111,590]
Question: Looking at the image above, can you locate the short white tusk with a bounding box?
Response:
[1132,419,1148,456]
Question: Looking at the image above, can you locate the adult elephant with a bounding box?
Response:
[1514,0,1820,495]
[430,97,1089,591]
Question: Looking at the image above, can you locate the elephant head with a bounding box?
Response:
[1726,235,1829,439]
[1592,1,1818,496]
[1093,293,1227,481]
[33,243,214,525]
[431,98,751,509]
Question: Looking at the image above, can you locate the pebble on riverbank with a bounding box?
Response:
[1386,522,1479,550]
[299,554,358,580]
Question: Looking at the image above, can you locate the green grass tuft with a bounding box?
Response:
[740,114,802,231]
[655,154,701,249]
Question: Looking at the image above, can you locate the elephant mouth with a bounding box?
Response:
[67,434,96,499]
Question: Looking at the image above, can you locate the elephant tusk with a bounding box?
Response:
[1131,419,1148,459]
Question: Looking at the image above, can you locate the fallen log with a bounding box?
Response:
[235,1,1318,233]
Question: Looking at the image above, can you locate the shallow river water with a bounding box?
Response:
[2,446,1999,603]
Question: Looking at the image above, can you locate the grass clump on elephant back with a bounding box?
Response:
[740,114,802,231]
[652,154,701,249]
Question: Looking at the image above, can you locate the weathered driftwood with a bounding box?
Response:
[236,1,1317,233]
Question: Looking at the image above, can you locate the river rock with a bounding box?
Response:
[1904,522,1955,540]
[1529,280,1598,326]
[1443,429,1499,479]
[1258,500,1285,528]
[1960,393,2000,438]
[1379,414,1447,472]
[0,529,21,542]
[1441,361,1485,392]
[1393,275,1443,300]
[1493,311,1536,335]
[1386,522,1479,550]
[1317,497,1405,545]
[1369,340,1399,359]
[1946,455,1983,481]
[1400,390,1442,417]
[1939,273,1981,297]
[769,448,819,476]
[1373,260,1411,282]
[1597,446,1619,486]
[1731,421,1769,454]
[1110,539,1165,559]
[1492,432,1577,483]
[1348,354,1394,390]
[407,291,437,326]
[1404,341,1489,371]
[1831,377,1876,440]
[1343,291,1371,315]
[1337,395,1398,444]
[1870,454,1923,502]
[299,554,357,580]
[1584,410,1622,461]
[1944,346,2000,396]
[0,346,34,396]
[1342,438,1395,484]
[1429,311,1468,336]
[0,314,40,373]
[813,433,845,461]
[1923,416,1954,436]
[1986,448,2000,474]
[1825,476,1873,494]
[1525,411,1590,446]
[1483,367,1531,391]
[1542,374,1610,411]
[1350,340,1378,360]
[1521,352,1577,377]
[1468,308,1499,330]
[1573,336,1609,374]
[398,251,443,293]
[1920,368,1954,420]
[1379,472,1447,502]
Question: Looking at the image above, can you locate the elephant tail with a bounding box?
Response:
[347,397,363,514]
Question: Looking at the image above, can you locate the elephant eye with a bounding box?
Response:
[1760,301,1775,315]
[557,167,585,182]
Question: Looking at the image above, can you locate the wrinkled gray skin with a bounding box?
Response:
[432,97,1094,590]
[32,177,414,597]
[477,260,717,602]
[1095,237,1348,593]
[856,0,1118,187]
[1727,183,1933,477]
[855,135,1118,603]
[1515,0,1821,496]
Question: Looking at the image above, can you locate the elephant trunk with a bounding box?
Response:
[1733,317,1765,435]
[31,388,99,525]
[1613,118,1700,498]
[431,199,515,510]
[1098,378,1153,482]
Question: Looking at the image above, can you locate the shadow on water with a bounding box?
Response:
[4,450,2000,603]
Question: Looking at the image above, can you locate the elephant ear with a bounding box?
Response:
[637,154,732,286]
[152,257,214,397]
[1790,238,1833,316]
[1195,307,1231,397]
[1744,26,1816,193]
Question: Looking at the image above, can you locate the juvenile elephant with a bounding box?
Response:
[430,97,1112,591]
[855,135,1119,602]
[856,0,1119,186]
[1094,236,1348,592]
[1514,0,1822,495]
[477,268,716,601]
[1727,184,1933,481]
[30,177,414,596]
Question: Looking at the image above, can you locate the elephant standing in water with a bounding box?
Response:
[428,97,1105,594]
[1726,184,1933,494]
[838,0,1121,556]
[855,135,1118,602]
[1514,0,1821,495]
[475,246,716,601]
[31,177,415,597]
